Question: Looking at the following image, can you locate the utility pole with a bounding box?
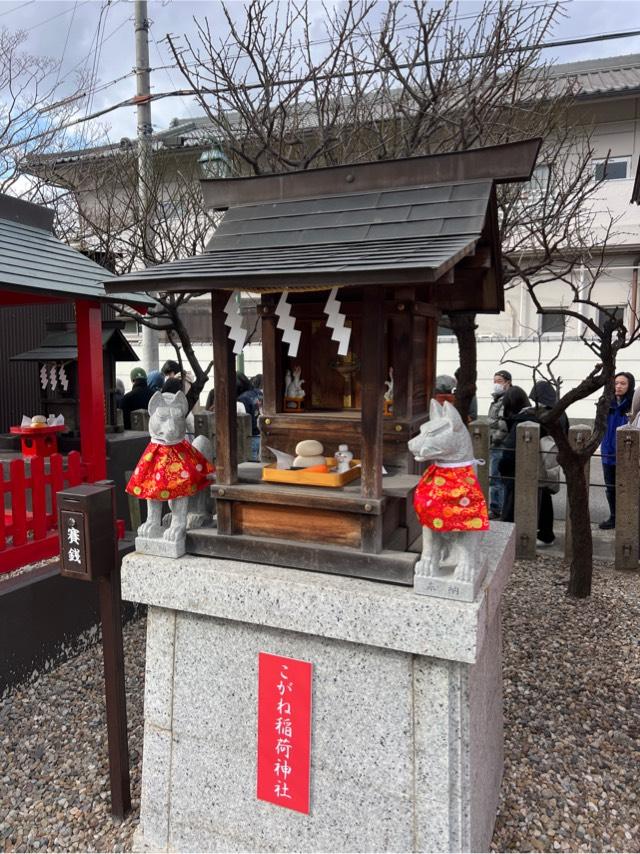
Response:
[134,0,159,372]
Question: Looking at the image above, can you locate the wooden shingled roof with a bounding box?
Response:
[0,194,150,305]
[106,139,541,296]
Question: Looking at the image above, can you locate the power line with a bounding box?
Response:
[0,0,34,19]
[29,24,640,142]
[53,0,78,89]
[22,0,92,33]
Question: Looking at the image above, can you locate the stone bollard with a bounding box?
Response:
[564,425,592,562]
[514,421,540,560]
[194,410,253,463]
[469,420,490,503]
[615,426,640,571]
[130,409,150,432]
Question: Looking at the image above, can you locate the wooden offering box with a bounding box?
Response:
[107,141,541,583]
[262,458,362,488]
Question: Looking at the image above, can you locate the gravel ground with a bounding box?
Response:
[492,556,640,853]
[0,617,146,852]
[0,556,638,853]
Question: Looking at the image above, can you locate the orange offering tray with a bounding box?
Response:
[261,457,361,488]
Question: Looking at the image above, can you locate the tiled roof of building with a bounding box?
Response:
[549,53,640,98]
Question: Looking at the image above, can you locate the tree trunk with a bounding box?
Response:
[562,452,593,598]
[449,312,478,423]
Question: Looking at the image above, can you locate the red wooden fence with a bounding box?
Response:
[0,451,85,574]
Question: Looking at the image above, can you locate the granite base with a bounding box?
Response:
[135,535,186,558]
[414,555,488,602]
[123,521,515,853]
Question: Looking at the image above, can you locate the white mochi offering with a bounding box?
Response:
[293,438,325,468]
[295,439,323,456]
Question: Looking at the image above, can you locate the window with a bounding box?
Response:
[540,310,566,334]
[593,156,631,181]
[598,305,624,330]
[521,164,550,200]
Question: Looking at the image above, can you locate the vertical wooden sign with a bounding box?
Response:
[257,652,313,814]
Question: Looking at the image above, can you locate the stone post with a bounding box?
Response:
[194,410,253,463]
[469,420,490,503]
[514,421,539,560]
[130,409,150,432]
[615,426,640,571]
[564,425,592,562]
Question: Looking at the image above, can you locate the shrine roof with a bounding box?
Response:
[10,324,139,362]
[0,194,150,306]
[106,140,541,294]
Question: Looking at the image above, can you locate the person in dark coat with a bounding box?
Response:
[236,372,262,461]
[599,371,635,529]
[122,367,154,429]
[499,380,567,545]
[497,386,530,524]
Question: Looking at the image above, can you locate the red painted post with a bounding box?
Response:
[49,454,65,525]
[31,456,47,540]
[0,465,6,551]
[75,300,107,482]
[9,459,27,547]
[66,451,84,487]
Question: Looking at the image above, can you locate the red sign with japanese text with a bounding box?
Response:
[257,652,313,814]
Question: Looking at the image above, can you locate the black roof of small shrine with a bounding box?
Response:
[10,325,139,362]
[105,140,541,295]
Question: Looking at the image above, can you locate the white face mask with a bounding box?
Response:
[493,383,505,395]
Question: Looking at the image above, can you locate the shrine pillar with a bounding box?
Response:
[75,299,107,481]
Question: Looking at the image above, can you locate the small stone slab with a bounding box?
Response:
[414,556,488,602]
[135,535,186,559]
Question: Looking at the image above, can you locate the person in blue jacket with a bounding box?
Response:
[600,371,635,529]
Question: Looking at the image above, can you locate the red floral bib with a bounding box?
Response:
[126,440,214,501]
[413,464,489,532]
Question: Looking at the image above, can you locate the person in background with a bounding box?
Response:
[496,386,530,523]
[237,372,262,461]
[599,371,635,530]
[434,375,456,406]
[122,367,153,430]
[499,381,566,546]
[488,369,512,519]
[161,359,181,380]
[115,378,125,410]
[453,367,478,422]
[147,370,164,393]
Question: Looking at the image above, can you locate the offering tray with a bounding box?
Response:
[261,457,361,488]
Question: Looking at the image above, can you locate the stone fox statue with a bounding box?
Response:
[127,391,215,544]
[408,399,488,584]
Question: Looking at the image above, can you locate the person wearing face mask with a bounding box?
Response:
[599,371,635,530]
[488,369,512,519]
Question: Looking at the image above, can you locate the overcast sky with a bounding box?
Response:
[2,0,640,145]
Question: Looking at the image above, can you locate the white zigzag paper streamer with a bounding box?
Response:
[59,364,69,391]
[223,291,247,355]
[323,286,351,356]
[50,365,58,391]
[276,291,301,358]
[40,364,48,390]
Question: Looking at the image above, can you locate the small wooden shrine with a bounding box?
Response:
[108,140,540,581]
[11,320,138,434]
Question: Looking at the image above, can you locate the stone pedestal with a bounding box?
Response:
[121,522,515,854]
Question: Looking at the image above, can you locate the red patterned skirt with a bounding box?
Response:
[413,464,489,532]
[126,440,214,501]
